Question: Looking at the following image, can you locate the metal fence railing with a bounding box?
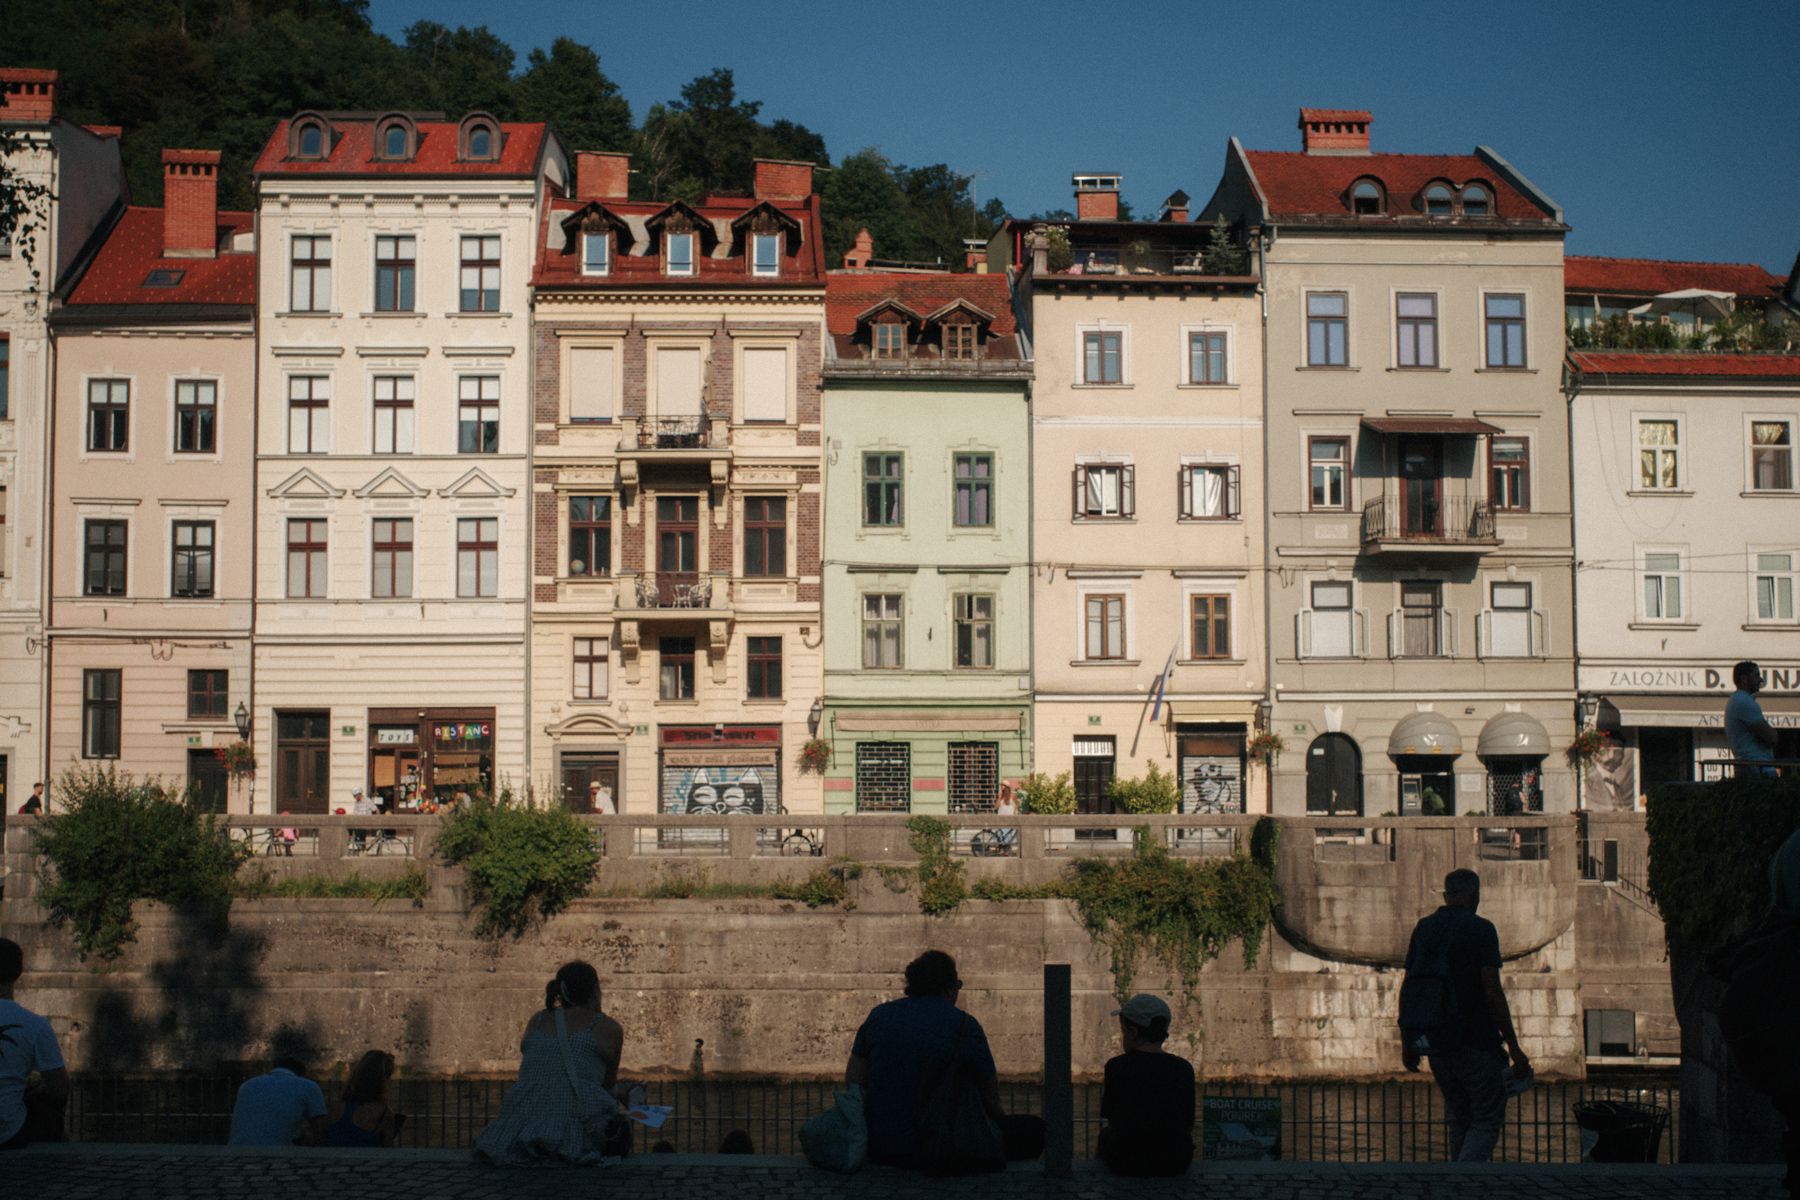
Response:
[62,1074,1680,1164]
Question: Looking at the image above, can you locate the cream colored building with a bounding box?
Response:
[46,150,257,805]
[250,112,566,813]
[999,179,1269,818]
[1204,109,1576,816]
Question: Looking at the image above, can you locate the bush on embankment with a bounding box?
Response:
[1646,773,1800,948]
[434,790,600,938]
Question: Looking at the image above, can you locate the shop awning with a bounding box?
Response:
[1166,700,1259,724]
[1601,694,1800,728]
[832,708,1024,733]
[1388,711,1463,757]
[1360,417,1504,436]
[1476,712,1551,757]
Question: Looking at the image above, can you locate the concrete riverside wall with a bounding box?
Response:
[1670,936,1786,1165]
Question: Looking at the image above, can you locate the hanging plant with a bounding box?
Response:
[1566,728,1613,768]
[797,737,832,775]
[1246,731,1284,766]
[214,739,258,782]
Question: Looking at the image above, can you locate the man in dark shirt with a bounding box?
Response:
[1097,993,1194,1176]
[1401,868,1531,1162]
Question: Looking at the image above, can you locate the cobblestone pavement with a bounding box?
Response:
[3,1146,1790,1200]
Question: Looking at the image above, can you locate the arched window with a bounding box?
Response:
[1423,183,1454,216]
[290,115,330,161]
[1305,733,1363,815]
[374,115,414,162]
[384,125,408,158]
[1460,183,1492,217]
[461,114,500,162]
[469,125,492,158]
[1350,179,1385,216]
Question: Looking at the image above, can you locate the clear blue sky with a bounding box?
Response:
[369,0,1799,273]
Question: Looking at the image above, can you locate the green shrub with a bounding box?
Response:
[236,866,428,904]
[435,791,599,937]
[907,815,967,916]
[34,767,243,961]
[772,863,860,908]
[1017,772,1076,815]
[1107,762,1180,814]
[1647,774,1800,948]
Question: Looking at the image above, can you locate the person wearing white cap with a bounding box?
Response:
[349,787,373,852]
[1097,993,1194,1176]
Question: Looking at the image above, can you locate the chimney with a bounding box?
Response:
[1299,108,1372,155]
[162,149,221,258]
[575,151,630,202]
[962,238,988,274]
[0,68,59,123]
[843,228,874,270]
[1073,173,1121,221]
[1158,190,1191,223]
[753,158,814,201]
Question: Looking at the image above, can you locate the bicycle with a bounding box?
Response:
[779,828,821,857]
[970,827,1018,858]
[242,826,295,857]
[347,827,408,856]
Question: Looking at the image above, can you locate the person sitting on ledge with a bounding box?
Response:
[227,1056,326,1147]
[322,1050,401,1148]
[1096,993,1194,1176]
[0,936,69,1151]
[718,1129,754,1154]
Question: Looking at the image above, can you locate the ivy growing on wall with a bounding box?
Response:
[1646,774,1800,949]
[906,815,968,916]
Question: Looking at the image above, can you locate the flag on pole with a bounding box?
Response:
[1148,640,1179,724]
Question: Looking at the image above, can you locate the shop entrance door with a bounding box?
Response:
[561,753,621,813]
[1073,736,1117,839]
[187,749,229,813]
[1306,734,1363,815]
[276,711,331,814]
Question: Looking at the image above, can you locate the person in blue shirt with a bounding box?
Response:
[1725,661,1779,775]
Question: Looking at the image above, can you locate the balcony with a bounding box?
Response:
[616,571,731,617]
[617,415,729,457]
[1360,494,1498,555]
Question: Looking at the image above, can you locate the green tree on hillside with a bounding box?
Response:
[516,37,633,154]
[402,21,517,117]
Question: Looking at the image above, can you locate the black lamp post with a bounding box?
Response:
[234,701,251,739]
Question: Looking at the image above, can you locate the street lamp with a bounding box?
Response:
[1578,695,1598,730]
[1255,699,1272,732]
[234,701,251,739]
[807,697,823,736]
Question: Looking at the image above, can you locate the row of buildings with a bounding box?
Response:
[3,74,1796,821]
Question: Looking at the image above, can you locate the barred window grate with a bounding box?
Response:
[855,742,910,813]
[947,742,999,813]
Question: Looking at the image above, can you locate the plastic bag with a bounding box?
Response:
[800,1084,867,1173]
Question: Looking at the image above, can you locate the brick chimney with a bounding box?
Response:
[1158,190,1190,223]
[0,68,59,123]
[575,151,630,202]
[843,228,874,270]
[1299,108,1372,155]
[962,238,988,273]
[162,149,221,258]
[1073,173,1121,221]
[754,158,814,201]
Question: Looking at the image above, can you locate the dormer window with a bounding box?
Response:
[1423,183,1454,216]
[751,233,780,278]
[373,114,416,162]
[873,322,906,360]
[1350,179,1385,216]
[459,113,501,162]
[289,114,330,161]
[582,231,610,276]
[943,323,977,361]
[1461,183,1492,217]
[666,232,695,277]
[469,126,492,158]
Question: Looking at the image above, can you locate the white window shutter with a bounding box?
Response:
[1121,464,1136,518]
[1072,465,1087,520]
[1227,465,1241,517]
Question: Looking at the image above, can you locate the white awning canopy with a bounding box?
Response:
[1628,289,1734,321]
[1388,711,1462,758]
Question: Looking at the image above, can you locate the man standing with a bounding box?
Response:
[1726,661,1780,775]
[0,937,69,1150]
[1400,869,1530,1162]
[1097,993,1194,1176]
[227,1057,327,1146]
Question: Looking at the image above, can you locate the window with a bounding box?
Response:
[1751,420,1794,490]
[1180,464,1239,520]
[581,232,610,276]
[953,454,993,527]
[83,519,127,596]
[1637,420,1681,490]
[873,322,906,360]
[1484,293,1527,368]
[751,233,780,277]
[1307,293,1348,366]
[286,519,327,598]
[1308,437,1349,510]
[187,669,229,720]
[741,346,788,423]
[456,517,498,599]
[1490,437,1530,511]
[1350,179,1384,215]
[143,269,185,288]
[855,742,911,813]
[746,636,782,699]
[1488,581,1534,657]
[1642,553,1683,621]
[1082,330,1123,384]
[381,123,408,160]
[947,742,999,814]
[943,322,977,360]
[1461,184,1492,216]
[665,231,695,276]
[659,636,696,700]
[862,593,903,668]
[294,120,325,159]
[458,376,499,454]
[1188,330,1227,383]
[0,337,8,419]
[1400,581,1444,657]
[573,637,608,700]
[1074,463,1134,519]
[654,346,703,418]
[459,235,501,312]
[656,497,699,575]
[372,376,414,454]
[1423,183,1454,216]
[174,380,216,453]
[568,496,611,577]
[1756,552,1797,622]
[287,376,329,454]
[743,496,785,577]
[171,521,215,598]
[568,346,615,423]
[1085,594,1126,660]
[374,235,415,312]
[465,122,495,161]
[87,379,129,451]
[1396,293,1438,367]
[863,453,904,526]
[289,235,331,312]
[1306,581,1355,658]
[371,518,413,598]
[82,669,121,759]
[1190,594,1230,659]
[954,593,994,669]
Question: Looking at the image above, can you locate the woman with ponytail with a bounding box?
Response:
[474,960,629,1164]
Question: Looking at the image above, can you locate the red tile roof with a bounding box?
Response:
[1568,352,1800,379]
[825,273,1015,336]
[1242,151,1557,223]
[533,194,825,288]
[253,118,547,178]
[62,206,256,307]
[1564,255,1784,298]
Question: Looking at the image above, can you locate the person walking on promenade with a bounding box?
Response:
[18,783,44,815]
[1400,868,1530,1162]
[1726,661,1780,775]
[1097,993,1194,1176]
[227,1057,327,1146]
[0,937,69,1150]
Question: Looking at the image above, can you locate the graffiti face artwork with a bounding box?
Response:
[682,768,767,816]
[1190,760,1236,815]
